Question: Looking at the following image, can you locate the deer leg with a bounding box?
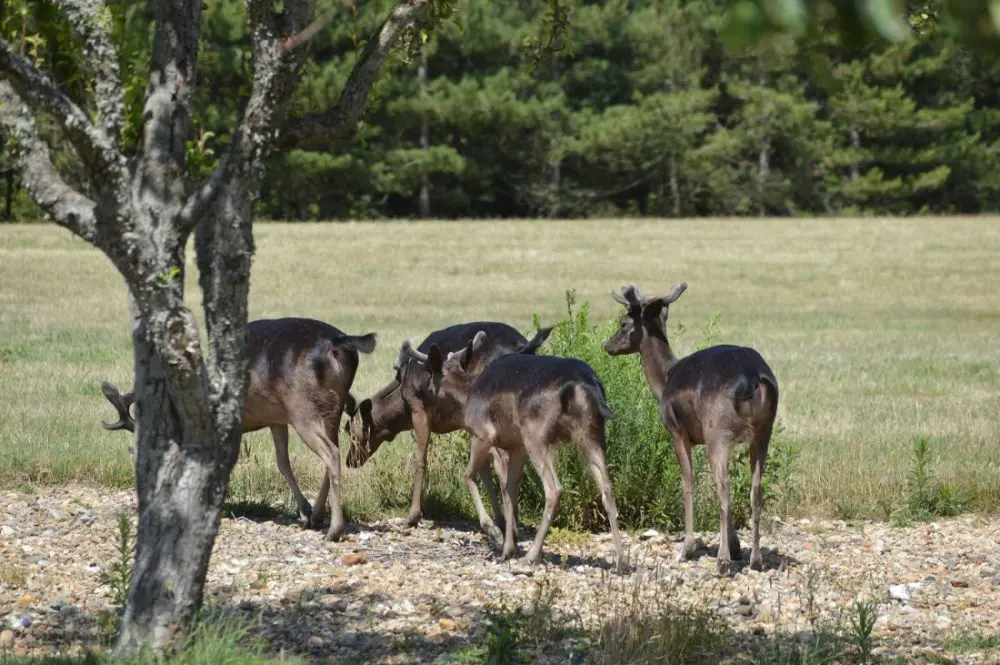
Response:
[479,452,506,534]
[292,418,346,541]
[465,434,503,546]
[749,425,772,571]
[500,447,526,560]
[671,431,699,561]
[582,432,626,573]
[524,441,562,566]
[407,409,433,526]
[311,471,331,528]
[492,448,518,539]
[707,439,736,575]
[270,425,313,527]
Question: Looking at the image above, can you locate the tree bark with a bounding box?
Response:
[1,0,435,655]
[669,154,681,217]
[757,140,770,217]
[418,51,430,218]
[849,126,860,181]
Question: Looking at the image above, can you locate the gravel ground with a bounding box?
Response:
[2,485,999,663]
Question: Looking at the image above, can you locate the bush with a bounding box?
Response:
[517,289,798,533]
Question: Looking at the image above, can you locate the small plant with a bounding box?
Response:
[97,512,135,644]
[849,599,880,664]
[906,436,967,520]
[482,601,525,665]
[0,564,27,589]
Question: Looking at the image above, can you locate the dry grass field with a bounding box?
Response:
[1,216,998,520]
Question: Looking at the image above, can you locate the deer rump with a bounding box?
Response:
[242,317,375,431]
[463,353,614,444]
[660,344,779,436]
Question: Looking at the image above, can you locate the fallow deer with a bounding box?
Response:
[603,283,779,574]
[401,331,626,572]
[100,317,376,542]
[346,321,553,527]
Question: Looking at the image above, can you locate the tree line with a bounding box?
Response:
[3,0,999,223]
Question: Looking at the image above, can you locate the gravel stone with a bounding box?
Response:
[3,485,1000,663]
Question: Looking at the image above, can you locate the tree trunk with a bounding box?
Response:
[669,154,681,217]
[3,169,13,221]
[418,51,430,218]
[849,126,860,181]
[113,301,243,654]
[757,141,770,217]
[546,58,561,219]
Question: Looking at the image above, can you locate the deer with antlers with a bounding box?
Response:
[100,317,376,542]
[346,321,553,528]
[603,283,779,575]
[399,331,627,572]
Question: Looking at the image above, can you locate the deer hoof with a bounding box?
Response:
[485,524,504,547]
[297,504,314,528]
[325,522,346,542]
[677,539,698,562]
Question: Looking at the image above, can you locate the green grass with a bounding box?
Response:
[1,217,999,520]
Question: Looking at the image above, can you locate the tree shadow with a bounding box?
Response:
[216,585,480,663]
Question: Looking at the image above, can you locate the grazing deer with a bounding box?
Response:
[401,331,626,572]
[100,317,376,542]
[346,321,553,527]
[603,283,779,574]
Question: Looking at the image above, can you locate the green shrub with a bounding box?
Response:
[905,436,967,521]
[517,289,798,533]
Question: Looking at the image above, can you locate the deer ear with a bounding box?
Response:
[640,299,666,321]
[427,345,444,376]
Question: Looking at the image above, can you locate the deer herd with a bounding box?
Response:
[100,282,779,577]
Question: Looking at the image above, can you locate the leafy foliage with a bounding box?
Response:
[514,290,798,533]
[4,0,1000,222]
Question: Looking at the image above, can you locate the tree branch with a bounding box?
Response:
[277,0,433,149]
[0,38,123,183]
[48,0,127,143]
[0,82,100,242]
[281,8,334,51]
[189,0,319,433]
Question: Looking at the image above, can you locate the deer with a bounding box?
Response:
[346,321,554,528]
[603,282,779,575]
[99,317,376,542]
[399,330,627,573]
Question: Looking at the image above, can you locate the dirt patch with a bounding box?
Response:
[1,486,999,663]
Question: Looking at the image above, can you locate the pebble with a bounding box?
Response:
[3,485,1000,664]
[343,553,367,566]
[888,584,911,602]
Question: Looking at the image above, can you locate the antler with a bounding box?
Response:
[656,281,688,305]
[446,330,488,362]
[400,339,429,364]
[100,381,135,432]
[612,282,687,308]
[611,283,644,306]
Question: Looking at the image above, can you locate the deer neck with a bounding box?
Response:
[639,324,678,402]
[373,383,413,444]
